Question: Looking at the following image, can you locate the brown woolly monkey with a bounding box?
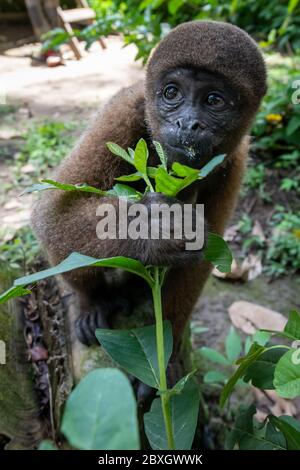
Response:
[31,21,267,363]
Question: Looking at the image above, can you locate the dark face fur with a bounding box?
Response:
[152,67,244,168]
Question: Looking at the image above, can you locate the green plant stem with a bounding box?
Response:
[151,267,175,450]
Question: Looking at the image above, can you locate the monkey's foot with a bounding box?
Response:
[75,307,109,346]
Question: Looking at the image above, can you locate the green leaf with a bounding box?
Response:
[269,415,300,450]
[134,138,149,175]
[168,0,183,15]
[154,167,182,196]
[147,166,158,178]
[114,172,142,182]
[220,344,265,407]
[284,309,300,340]
[144,378,200,450]
[286,116,300,136]
[200,154,226,177]
[172,162,198,178]
[226,327,242,362]
[204,370,227,384]
[198,346,230,365]
[252,330,271,346]
[107,183,142,200]
[95,322,173,389]
[244,347,287,389]
[38,440,58,450]
[204,232,233,273]
[153,141,168,170]
[226,405,286,450]
[14,253,153,288]
[274,348,300,398]
[0,286,31,305]
[106,142,135,166]
[22,179,105,196]
[168,370,197,396]
[61,369,139,450]
[155,167,198,197]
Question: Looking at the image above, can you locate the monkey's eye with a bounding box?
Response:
[163,85,182,102]
[205,93,225,108]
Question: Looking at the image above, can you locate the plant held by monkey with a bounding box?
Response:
[0,139,232,450]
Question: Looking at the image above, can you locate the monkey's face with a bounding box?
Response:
[150,67,245,169]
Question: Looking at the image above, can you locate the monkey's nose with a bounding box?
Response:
[176,118,202,132]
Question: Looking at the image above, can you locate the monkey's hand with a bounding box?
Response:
[139,192,207,267]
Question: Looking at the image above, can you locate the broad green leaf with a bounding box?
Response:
[284,309,300,340]
[288,0,300,14]
[204,370,227,384]
[252,330,271,346]
[269,415,300,450]
[22,179,105,196]
[38,440,58,450]
[106,142,135,166]
[95,322,172,388]
[204,232,233,273]
[168,370,197,396]
[220,343,265,407]
[61,369,139,450]
[107,183,142,200]
[155,167,198,197]
[0,286,31,305]
[144,378,200,450]
[199,154,226,177]
[244,347,287,389]
[286,116,300,136]
[114,172,142,182]
[226,327,242,362]
[153,141,167,170]
[155,167,182,196]
[226,405,286,450]
[198,346,230,365]
[134,138,148,175]
[147,166,158,178]
[13,253,152,288]
[274,348,300,398]
[172,162,198,178]
[168,0,183,15]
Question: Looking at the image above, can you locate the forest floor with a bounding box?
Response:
[0,33,299,442]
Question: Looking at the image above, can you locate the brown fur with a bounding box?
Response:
[31,21,266,349]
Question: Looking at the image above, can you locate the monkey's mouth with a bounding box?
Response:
[165,142,213,168]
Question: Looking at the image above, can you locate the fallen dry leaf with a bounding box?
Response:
[228,300,287,334]
[253,388,296,422]
[213,255,262,282]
